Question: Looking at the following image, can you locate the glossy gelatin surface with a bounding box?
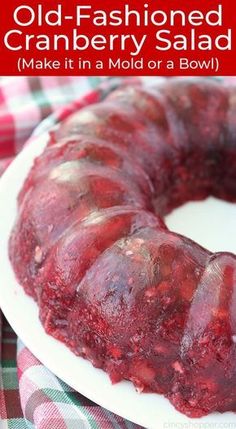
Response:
[10,78,236,417]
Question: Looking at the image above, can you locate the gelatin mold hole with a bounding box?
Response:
[165,196,236,254]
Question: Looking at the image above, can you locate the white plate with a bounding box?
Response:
[0,131,236,429]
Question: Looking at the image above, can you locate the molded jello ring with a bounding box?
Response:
[10,78,236,417]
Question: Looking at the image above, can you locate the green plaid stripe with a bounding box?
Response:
[1,317,27,427]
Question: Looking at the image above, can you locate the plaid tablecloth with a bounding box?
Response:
[0,77,143,429]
